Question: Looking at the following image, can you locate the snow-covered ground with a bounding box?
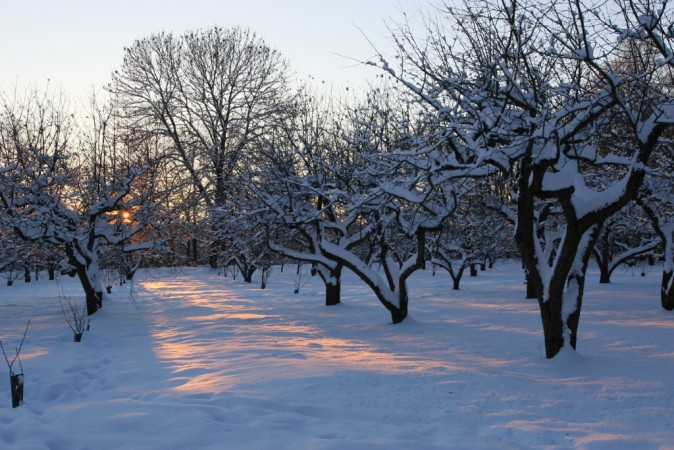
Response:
[0,261,672,449]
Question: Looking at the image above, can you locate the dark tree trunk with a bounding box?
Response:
[24,267,30,283]
[533,227,597,359]
[595,226,611,284]
[48,267,56,280]
[65,244,101,315]
[325,281,341,306]
[595,242,611,284]
[315,263,343,306]
[371,273,410,325]
[661,270,674,311]
[73,265,99,316]
[526,272,537,299]
[452,277,461,290]
[390,308,407,324]
[537,296,565,358]
[191,238,199,264]
[388,281,410,324]
[243,267,255,283]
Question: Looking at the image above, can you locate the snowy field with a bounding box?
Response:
[0,261,672,449]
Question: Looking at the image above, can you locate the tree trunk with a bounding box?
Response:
[534,227,597,358]
[390,307,407,324]
[661,270,674,311]
[315,263,342,306]
[74,264,99,316]
[66,248,100,315]
[595,247,611,284]
[537,273,586,358]
[48,267,56,281]
[526,271,537,299]
[537,297,565,358]
[325,281,341,306]
[191,238,199,264]
[243,266,255,283]
[389,282,410,324]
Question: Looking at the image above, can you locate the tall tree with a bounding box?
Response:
[110,26,294,266]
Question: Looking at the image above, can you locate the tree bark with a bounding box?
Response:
[73,264,100,316]
[325,281,341,306]
[388,287,409,324]
[525,271,537,299]
[318,263,342,306]
[65,244,101,316]
[661,270,674,311]
[537,297,565,358]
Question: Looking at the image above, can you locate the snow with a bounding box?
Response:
[1,262,673,449]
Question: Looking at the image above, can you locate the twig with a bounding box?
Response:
[59,292,87,336]
[1,320,30,376]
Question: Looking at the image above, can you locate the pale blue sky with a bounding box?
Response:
[1,0,430,101]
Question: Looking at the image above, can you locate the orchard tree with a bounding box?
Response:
[0,88,164,315]
[247,87,350,306]
[253,84,458,323]
[638,140,674,310]
[431,191,509,290]
[593,202,659,283]
[375,0,674,357]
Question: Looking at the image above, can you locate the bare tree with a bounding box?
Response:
[0,88,164,315]
[252,84,458,322]
[593,202,659,283]
[110,25,295,267]
[375,0,674,357]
